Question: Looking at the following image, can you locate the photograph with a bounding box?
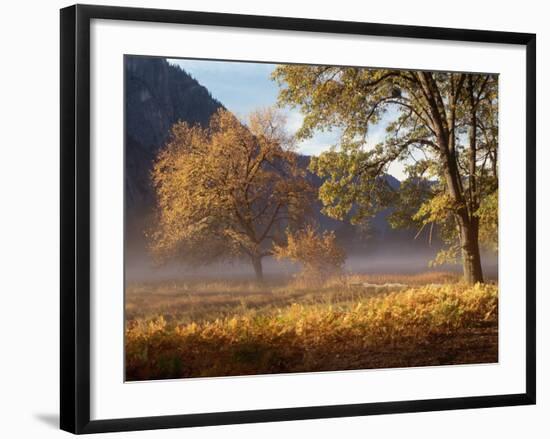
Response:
[0,0,542,435]
[124,55,500,381]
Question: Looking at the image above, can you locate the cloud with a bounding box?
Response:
[283,108,304,133]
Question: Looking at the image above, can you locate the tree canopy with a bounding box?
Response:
[273,66,498,283]
[148,107,313,281]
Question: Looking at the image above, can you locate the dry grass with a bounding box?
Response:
[125,272,460,323]
[125,273,498,380]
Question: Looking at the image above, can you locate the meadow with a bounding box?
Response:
[125,272,498,380]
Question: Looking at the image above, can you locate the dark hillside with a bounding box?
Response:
[125,56,223,212]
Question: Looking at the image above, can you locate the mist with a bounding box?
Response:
[125,247,498,283]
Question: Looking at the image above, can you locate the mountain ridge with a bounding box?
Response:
[125,56,223,212]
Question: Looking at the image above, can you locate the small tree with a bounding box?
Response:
[273,226,346,282]
[149,108,313,281]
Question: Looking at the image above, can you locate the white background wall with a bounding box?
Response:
[0,0,546,437]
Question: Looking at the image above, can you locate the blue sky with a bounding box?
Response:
[167,58,405,179]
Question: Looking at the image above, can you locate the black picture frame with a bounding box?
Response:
[60,4,536,434]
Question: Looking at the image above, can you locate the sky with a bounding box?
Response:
[167,58,406,180]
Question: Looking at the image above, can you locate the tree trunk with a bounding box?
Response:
[460,76,483,285]
[251,255,264,282]
[439,138,484,285]
[417,75,485,285]
[458,216,484,284]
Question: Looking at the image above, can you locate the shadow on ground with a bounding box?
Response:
[34,413,58,430]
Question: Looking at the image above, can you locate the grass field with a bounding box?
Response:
[125,272,498,380]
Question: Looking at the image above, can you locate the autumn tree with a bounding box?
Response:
[273,225,346,281]
[273,66,498,284]
[149,108,313,281]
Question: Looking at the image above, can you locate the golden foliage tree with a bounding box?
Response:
[273,226,346,282]
[149,108,313,281]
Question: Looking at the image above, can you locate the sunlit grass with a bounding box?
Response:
[125,275,498,380]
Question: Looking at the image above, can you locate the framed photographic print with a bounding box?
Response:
[60,4,536,434]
